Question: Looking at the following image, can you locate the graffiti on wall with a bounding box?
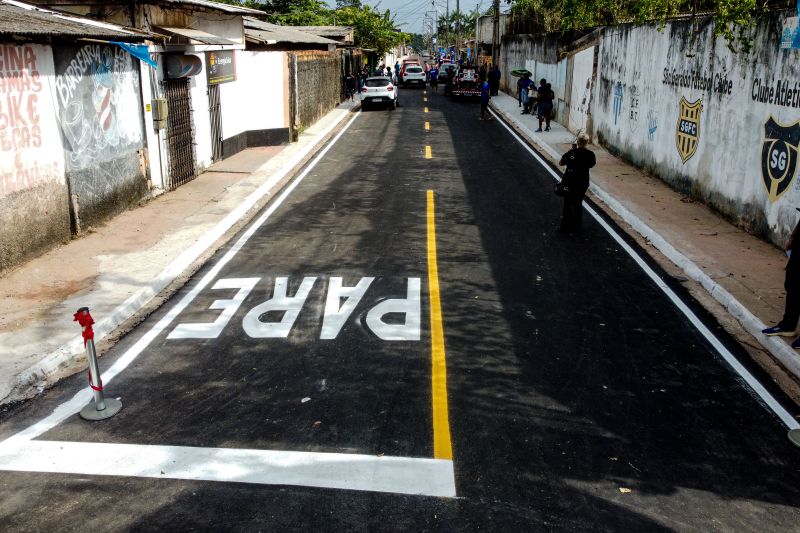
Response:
[0,44,63,197]
[54,45,142,173]
[628,84,640,133]
[647,110,658,141]
[761,117,800,203]
[676,96,703,163]
[612,82,623,125]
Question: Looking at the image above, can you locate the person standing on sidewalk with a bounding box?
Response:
[536,79,554,131]
[344,70,356,102]
[558,134,595,234]
[762,218,800,349]
[479,80,492,121]
[490,65,501,96]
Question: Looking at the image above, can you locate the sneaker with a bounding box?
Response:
[535,128,543,132]
[545,127,551,131]
[762,325,796,337]
[792,338,800,350]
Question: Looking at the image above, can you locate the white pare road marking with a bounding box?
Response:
[0,440,456,498]
[490,107,800,430]
[168,276,421,341]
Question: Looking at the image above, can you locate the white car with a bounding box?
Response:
[360,76,399,110]
[402,65,426,87]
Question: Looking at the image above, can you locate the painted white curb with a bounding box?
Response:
[490,100,800,380]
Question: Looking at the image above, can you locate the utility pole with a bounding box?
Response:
[455,0,460,62]
[491,0,499,67]
[445,0,449,54]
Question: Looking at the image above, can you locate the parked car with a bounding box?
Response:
[402,65,426,87]
[360,76,399,109]
[400,61,420,81]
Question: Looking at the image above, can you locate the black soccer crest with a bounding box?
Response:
[762,117,800,203]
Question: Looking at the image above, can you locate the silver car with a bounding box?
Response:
[360,76,399,110]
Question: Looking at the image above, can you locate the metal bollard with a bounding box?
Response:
[73,307,122,421]
[789,429,800,448]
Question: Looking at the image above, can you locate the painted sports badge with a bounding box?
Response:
[761,117,800,203]
[675,97,703,164]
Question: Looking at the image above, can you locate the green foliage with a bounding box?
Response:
[508,0,793,52]
[329,5,408,56]
[436,9,480,45]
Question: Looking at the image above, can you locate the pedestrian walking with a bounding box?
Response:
[479,80,492,121]
[394,61,401,83]
[520,74,533,114]
[344,70,356,101]
[429,66,439,92]
[557,134,595,234]
[536,78,555,131]
[762,216,800,349]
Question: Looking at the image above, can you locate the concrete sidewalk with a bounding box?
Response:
[490,92,800,402]
[0,101,360,406]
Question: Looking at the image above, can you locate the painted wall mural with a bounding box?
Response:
[0,44,64,198]
[593,11,800,244]
[52,44,146,224]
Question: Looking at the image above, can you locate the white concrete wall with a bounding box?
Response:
[568,46,595,134]
[593,12,800,243]
[0,44,64,197]
[219,51,287,139]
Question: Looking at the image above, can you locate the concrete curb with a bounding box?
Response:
[9,104,360,402]
[489,100,800,379]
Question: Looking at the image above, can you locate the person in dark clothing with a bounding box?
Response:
[762,217,800,349]
[344,71,356,101]
[444,67,456,95]
[479,65,487,81]
[536,79,554,131]
[429,66,439,92]
[490,65,501,95]
[479,80,492,121]
[558,134,595,234]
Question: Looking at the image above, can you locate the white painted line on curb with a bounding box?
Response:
[13,107,359,397]
[3,112,363,445]
[0,440,457,497]
[490,106,800,430]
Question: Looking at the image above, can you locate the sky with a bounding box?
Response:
[324,0,487,34]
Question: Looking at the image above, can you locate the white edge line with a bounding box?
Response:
[13,108,356,395]
[0,440,456,498]
[4,111,362,444]
[490,106,800,430]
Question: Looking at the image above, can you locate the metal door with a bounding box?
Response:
[208,83,223,162]
[163,78,197,190]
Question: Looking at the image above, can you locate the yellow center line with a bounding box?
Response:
[425,121,430,131]
[426,190,453,461]
[424,107,429,113]
[425,145,432,159]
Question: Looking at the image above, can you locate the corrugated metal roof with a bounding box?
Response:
[156,25,234,45]
[0,0,153,40]
[291,26,355,40]
[160,0,265,15]
[243,17,337,46]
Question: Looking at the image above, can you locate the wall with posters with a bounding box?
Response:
[0,43,69,272]
[219,51,289,158]
[52,44,148,229]
[593,11,800,244]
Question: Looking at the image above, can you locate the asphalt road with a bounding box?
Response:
[1,87,800,531]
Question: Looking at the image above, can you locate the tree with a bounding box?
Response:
[508,0,793,51]
[334,5,409,56]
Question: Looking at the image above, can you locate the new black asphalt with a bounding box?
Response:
[1,89,800,531]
